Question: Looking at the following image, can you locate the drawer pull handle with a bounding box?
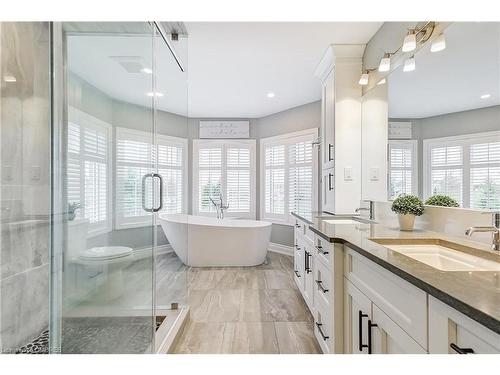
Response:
[328,144,334,162]
[450,343,474,354]
[358,310,369,352]
[328,173,333,191]
[316,245,329,256]
[367,320,378,354]
[294,270,301,278]
[315,322,329,341]
[295,244,301,251]
[315,279,329,293]
[295,223,301,228]
[304,251,312,274]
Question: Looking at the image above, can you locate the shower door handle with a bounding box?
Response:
[142,173,154,213]
[152,173,163,213]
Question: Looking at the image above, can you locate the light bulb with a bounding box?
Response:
[431,33,446,52]
[402,32,417,52]
[403,56,416,72]
[379,53,391,72]
[358,72,369,86]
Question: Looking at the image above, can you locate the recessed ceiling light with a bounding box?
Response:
[266,92,275,98]
[146,92,164,97]
[480,94,491,99]
[141,68,153,74]
[3,75,16,83]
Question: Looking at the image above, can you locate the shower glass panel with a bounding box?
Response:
[51,22,157,353]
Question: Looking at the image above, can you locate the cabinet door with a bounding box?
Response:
[322,69,335,170]
[344,279,372,354]
[294,240,305,292]
[302,242,314,311]
[321,168,335,213]
[371,305,427,354]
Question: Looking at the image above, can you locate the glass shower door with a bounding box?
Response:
[50,22,157,353]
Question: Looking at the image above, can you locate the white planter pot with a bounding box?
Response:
[398,214,416,231]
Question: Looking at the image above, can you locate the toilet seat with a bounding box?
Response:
[79,246,133,262]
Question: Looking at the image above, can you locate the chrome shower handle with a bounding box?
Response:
[152,173,163,213]
[142,173,154,213]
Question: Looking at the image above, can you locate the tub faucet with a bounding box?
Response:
[465,212,500,251]
[210,194,229,219]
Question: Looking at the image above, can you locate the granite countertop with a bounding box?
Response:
[291,211,500,334]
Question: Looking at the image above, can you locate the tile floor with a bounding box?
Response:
[170,252,321,354]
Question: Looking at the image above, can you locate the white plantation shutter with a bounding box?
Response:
[429,145,463,205]
[388,141,417,200]
[470,142,500,209]
[67,108,111,235]
[261,129,318,223]
[424,132,500,209]
[115,127,187,228]
[193,140,256,218]
[289,141,313,220]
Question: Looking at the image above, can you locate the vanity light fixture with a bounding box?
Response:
[358,71,369,86]
[146,92,164,97]
[480,94,491,99]
[431,33,446,52]
[3,75,16,83]
[403,56,416,72]
[141,68,153,74]
[378,53,392,72]
[402,30,417,52]
[266,92,275,98]
[377,78,386,85]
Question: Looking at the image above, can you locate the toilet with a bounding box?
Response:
[78,246,134,300]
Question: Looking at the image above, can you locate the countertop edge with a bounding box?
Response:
[307,224,500,335]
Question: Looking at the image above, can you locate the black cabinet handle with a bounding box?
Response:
[295,223,301,228]
[316,322,329,341]
[328,144,333,161]
[294,270,301,278]
[450,343,474,354]
[316,245,329,256]
[304,251,312,274]
[328,173,333,191]
[315,279,329,293]
[367,319,378,354]
[358,310,368,352]
[295,244,301,251]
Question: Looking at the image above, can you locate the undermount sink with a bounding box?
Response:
[370,239,500,272]
[323,217,370,225]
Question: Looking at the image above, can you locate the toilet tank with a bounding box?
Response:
[67,218,89,260]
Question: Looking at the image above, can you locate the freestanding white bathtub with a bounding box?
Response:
[158,214,272,267]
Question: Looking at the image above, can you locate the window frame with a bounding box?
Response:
[259,129,318,225]
[387,139,418,200]
[114,127,188,230]
[423,130,500,208]
[68,107,113,237]
[192,139,257,219]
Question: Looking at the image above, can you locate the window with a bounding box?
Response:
[260,129,318,223]
[68,107,112,235]
[115,127,187,229]
[424,131,500,209]
[193,139,256,218]
[388,140,418,200]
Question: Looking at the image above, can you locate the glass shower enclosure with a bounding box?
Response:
[49,21,188,353]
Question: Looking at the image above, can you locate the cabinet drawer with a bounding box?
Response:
[428,296,500,354]
[314,235,334,268]
[294,219,306,239]
[314,258,332,308]
[314,297,332,353]
[344,246,427,349]
[293,243,304,291]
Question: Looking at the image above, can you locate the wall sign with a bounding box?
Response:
[199,120,250,139]
[388,121,412,139]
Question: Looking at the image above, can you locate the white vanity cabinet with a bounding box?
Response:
[321,168,335,214]
[321,68,335,170]
[293,217,314,311]
[428,296,500,354]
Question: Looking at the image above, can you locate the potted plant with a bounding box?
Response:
[391,194,424,231]
[425,194,459,207]
[67,202,82,221]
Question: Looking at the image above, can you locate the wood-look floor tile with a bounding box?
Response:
[274,321,321,354]
[222,322,279,354]
[189,289,241,322]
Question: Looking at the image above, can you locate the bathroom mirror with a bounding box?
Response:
[363,22,500,209]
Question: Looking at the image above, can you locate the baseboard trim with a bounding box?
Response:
[133,244,173,260]
[268,242,294,256]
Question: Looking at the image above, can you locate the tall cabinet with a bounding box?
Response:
[314,45,364,214]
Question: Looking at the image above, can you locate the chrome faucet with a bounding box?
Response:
[355,201,374,220]
[210,193,229,219]
[465,212,500,251]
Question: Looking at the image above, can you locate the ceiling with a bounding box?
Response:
[388,22,500,119]
[67,22,382,118]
